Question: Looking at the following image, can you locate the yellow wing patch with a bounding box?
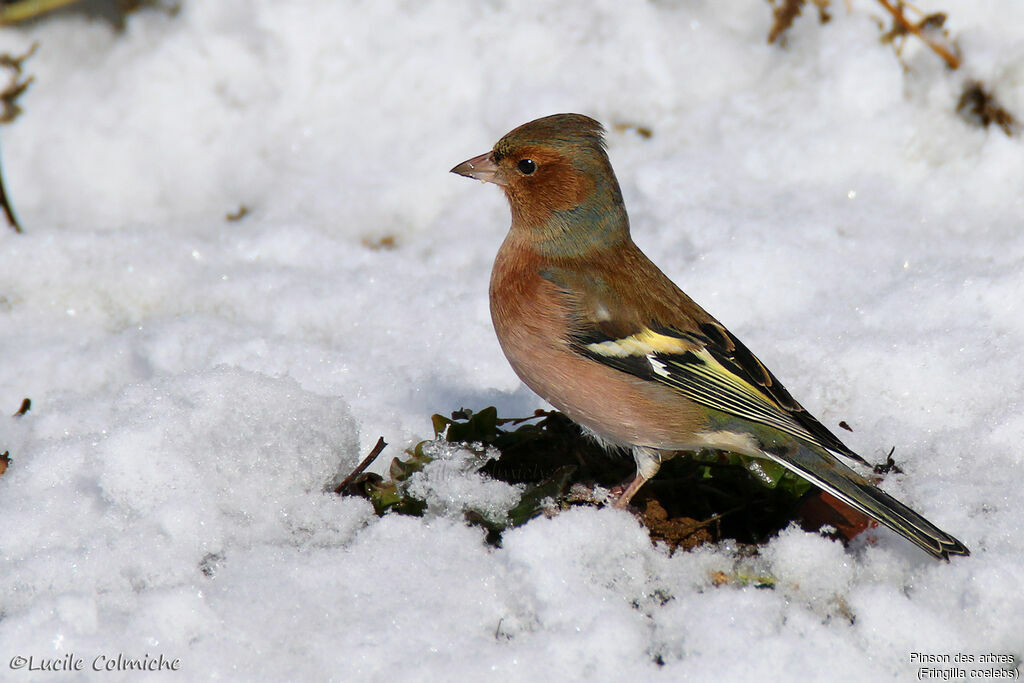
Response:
[583,328,821,447]
[584,328,697,358]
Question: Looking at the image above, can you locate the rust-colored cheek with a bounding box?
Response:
[507,161,593,227]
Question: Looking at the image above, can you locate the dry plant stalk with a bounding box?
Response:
[0,42,38,124]
[767,0,959,70]
[767,0,831,44]
[876,0,960,69]
[765,1,1017,136]
[0,162,20,232]
[0,43,37,232]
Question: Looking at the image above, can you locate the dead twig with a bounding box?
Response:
[0,42,38,123]
[334,436,388,494]
[0,42,38,233]
[0,158,21,233]
[876,0,960,69]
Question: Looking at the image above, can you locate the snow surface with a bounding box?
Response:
[1,0,1022,680]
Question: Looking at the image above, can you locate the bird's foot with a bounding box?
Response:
[610,474,648,509]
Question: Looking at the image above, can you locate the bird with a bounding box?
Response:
[450,113,969,560]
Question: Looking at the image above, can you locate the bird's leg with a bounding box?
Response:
[612,446,665,508]
[612,472,649,509]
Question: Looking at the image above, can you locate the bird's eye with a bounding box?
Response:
[517,159,537,175]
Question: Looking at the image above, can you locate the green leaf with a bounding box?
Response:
[389,452,431,482]
[507,465,577,527]
[444,406,500,443]
[431,413,452,438]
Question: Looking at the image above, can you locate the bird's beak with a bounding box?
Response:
[450,151,504,186]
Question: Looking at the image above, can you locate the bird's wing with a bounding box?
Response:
[570,320,865,464]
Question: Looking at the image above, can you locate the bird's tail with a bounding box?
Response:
[763,443,970,560]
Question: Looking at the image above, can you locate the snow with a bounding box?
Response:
[1,0,1022,680]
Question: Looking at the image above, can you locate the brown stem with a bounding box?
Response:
[876,0,960,69]
[0,156,20,232]
[334,436,388,494]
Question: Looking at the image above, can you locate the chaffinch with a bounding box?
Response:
[451,113,969,560]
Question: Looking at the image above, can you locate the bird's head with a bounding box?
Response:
[451,113,629,254]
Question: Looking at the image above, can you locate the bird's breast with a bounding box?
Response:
[487,236,706,451]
